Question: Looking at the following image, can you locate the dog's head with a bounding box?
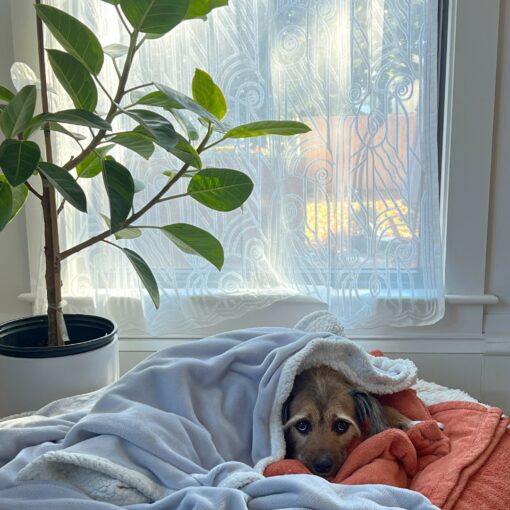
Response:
[283,366,388,478]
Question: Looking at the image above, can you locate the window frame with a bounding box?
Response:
[110,0,504,354]
[13,0,501,353]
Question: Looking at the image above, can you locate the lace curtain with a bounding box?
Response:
[35,0,444,336]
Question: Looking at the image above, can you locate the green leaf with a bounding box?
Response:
[47,49,98,111]
[224,120,311,139]
[48,122,87,141]
[0,85,37,138]
[115,226,142,239]
[10,62,40,91]
[169,109,199,141]
[0,175,29,225]
[44,110,112,130]
[104,43,129,59]
[76,146,113,179]
[8,182,28,222]
[23,115,89,141]
[163,169,198,180]
[192,68,227,120]
[133,124,153,138]
[133,178,145,193]
[0,85,14,102]
[120,0,190,35]
[132,120,199,166]
[133,93,200,140]
[160,223,224,270]
[134,90,183,109]
[109,131,155,159]
[185,0,228,19]
[38,162,87,213]
[101,214,142,240]
[145,32,166,40]
[0,180,13,232]
[188,168,253,211]
[101,0,120,4]
[155,83,226,131]
[169,135,202,168]
[35,4,104,75]
[102,157,134,232]
[126,109,178,151]
[119,247,160,308]
[21,114,45,139]
[0,178,29,231]
[0,139,41,186]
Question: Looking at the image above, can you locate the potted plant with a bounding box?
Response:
[0,0,310,417]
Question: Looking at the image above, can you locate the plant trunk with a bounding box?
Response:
[36,0,65,347]
[41,182,64,346]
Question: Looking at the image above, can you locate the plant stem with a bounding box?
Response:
[202,137,226,152]
[124,82,153,94]
[62,29,140,172]
[157,192,189,203]
[36,0,64,347]
[93,76,116,105]
[115,4,132,35]
[61,125,216,261]
[25,182,43,200]
[59,163,190,260]
[135,35,147,51]
[112,58,122,79]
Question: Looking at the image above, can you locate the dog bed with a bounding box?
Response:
[266,386,510,509]
[0,313,506,509]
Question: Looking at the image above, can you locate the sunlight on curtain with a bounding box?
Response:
[36,0,444,335]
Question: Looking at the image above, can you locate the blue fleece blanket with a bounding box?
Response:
[0,320,439,509]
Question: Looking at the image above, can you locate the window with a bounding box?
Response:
[15,0,498,345]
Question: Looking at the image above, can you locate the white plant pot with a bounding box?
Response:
[0,314,119,418]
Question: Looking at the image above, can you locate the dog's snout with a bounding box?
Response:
[312,455,334,476]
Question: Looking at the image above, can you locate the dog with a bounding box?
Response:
[282,365,414,478]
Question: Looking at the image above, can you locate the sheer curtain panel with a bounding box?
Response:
[34,0,444,336]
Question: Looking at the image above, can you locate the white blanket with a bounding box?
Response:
[0,312,438,509]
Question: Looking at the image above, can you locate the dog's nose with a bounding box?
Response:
[312,455,333,476]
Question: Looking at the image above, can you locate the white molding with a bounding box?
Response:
[16,290,501,342]
[445,294,498,305]
[484,313,510,334]
[484,338,510,356]
[119,334,510,355]
[18,292,500,306]
[440,0,500,300]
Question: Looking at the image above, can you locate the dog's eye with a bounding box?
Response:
[295,419,312,434]
[334,420,351,434]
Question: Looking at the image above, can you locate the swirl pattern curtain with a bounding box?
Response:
[36,0,444,335]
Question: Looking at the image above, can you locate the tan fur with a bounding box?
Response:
[283,365,412,477]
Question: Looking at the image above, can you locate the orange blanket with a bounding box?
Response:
[265,389,510,509]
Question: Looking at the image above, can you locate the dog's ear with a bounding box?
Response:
[350,390,388,437]
[282,394,293,424]
[282,394,295,458]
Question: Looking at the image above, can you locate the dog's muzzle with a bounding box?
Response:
[311,455,334,476]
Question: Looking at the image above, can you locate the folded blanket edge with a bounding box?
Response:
[17,450,167,504]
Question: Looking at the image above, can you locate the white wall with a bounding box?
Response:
[0,0,32,323]
[1,1,510,411]
[485,0,510,335]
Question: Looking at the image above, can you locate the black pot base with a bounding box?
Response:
[0,314,117,358]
